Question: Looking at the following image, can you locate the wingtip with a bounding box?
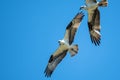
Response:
[44,65,53,78]
[44,55,54,78]
[75,11,85,20]
[90,35,101,46]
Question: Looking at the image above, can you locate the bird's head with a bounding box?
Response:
[58,40,65,45]
[80,5,86,10]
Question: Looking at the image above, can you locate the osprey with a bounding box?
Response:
[44,12,84,77]
[80,0,108,46]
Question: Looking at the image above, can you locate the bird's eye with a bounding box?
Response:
[58,40,60,43]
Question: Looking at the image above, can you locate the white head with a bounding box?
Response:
[58,40,65,45]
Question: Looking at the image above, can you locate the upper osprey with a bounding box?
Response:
[44,12,84,77]
[80,0,108,46]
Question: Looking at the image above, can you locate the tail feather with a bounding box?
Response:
[98,1,108,7]
[69,44,79,57]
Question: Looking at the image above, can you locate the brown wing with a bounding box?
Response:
[88,8,101,46]
[64,12,84,44]
[44,45,68,77]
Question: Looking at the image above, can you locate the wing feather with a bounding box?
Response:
[44,45,68,77]
[64,12,84,44]
[88,8,101,46]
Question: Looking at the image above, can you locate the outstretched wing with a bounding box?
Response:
[44,45,68,77]
[88,8,101,46]
[64,12,84,44]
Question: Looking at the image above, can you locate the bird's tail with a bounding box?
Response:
[98,1,108,7]
[69,44,79,57]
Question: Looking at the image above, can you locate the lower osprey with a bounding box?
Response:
[44,12,84,77]
[80,0,108,46]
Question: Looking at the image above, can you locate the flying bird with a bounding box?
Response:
[80,0,108,46]
[44,12,84,77]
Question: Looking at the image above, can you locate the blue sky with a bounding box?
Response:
[0,0,120,80]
